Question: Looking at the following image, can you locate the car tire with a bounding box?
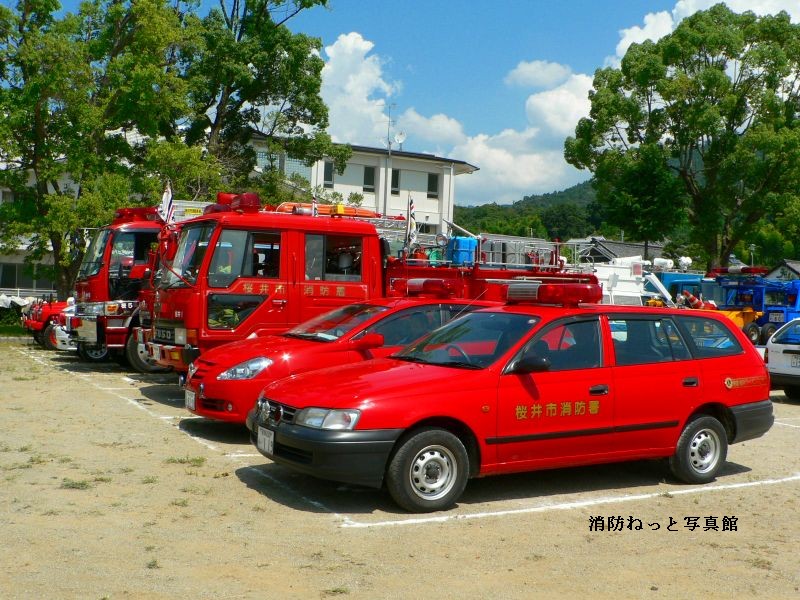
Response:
[32,330,44,347]
[759,323,777,345]
[783,386,800,401]
[42,323,59,351]
[77,342,110,363]
[386,427,469,513]
[125,334,169,374]
[669,415,728,484]
[743,322,760,344]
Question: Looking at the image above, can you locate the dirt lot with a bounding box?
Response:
[1,340,799,599]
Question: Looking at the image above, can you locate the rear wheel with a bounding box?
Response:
[42,323,59,351]
[125,334,168,373]
[783,386,800,401]
[77,342,110,363]
[32,330,44,347]
[669,415,727,484]
[386,428,469,513]
[759,323,777,345]
[743,322,760,344]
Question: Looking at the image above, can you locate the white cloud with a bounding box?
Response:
[451,130,587,205]
[320,33,398,146]
[396,108,467,147]
[608,11,674,67]
[524,74,593,141]
[504,60,572,88]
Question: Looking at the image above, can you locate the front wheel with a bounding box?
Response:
[77,342,110,363]
[42,323,59,351]
[125,334,169,374]
[669,415,727,484]
[385,428,469,513]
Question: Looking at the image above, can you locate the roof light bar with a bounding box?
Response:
[506,282,603,306]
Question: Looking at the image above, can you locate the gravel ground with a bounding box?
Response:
[1,340,799,599]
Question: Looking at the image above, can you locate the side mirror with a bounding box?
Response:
[507,355,550,374]
[348,332,384,351]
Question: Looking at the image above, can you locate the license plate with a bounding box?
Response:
[185,390,196,410]
[792,355,800,368]
[769,313,785,323]
[257,426,274,455]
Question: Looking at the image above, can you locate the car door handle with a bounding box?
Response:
[683,377,699,387]
[272,299,287,306]
[589,384,609,396]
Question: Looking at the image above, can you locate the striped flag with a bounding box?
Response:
[407,195,417,246]
[158,182,174,223]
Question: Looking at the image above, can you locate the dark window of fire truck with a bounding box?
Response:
[209,229,282,287]
[108,231,159,299]
[78,229,112,278]
[305,234,363,282]
[162,223,215,287]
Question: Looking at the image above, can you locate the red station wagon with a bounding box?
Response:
[248,282,774,512]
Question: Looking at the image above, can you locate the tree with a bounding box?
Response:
[565,4,800,269]
[181,0,350,185]
[0,0,189,299]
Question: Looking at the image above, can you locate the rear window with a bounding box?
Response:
[772,321,800,345]
[674,315,743,358]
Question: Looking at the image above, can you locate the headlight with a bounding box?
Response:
[217,357,273,380]
[295,407,360,430]
[174,327,187,345]
[80,303,104,316]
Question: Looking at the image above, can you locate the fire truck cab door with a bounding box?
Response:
[205,228,289,335]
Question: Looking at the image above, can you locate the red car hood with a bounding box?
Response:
[261,357,484,410]
[198,334,327,366]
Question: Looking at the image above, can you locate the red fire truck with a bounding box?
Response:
[69,206,166,369]
[22,297,71,350]
[147,193,591,379]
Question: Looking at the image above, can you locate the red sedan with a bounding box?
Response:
[184,297,498,424]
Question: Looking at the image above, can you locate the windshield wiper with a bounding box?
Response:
[443,361,482,370]
[393,355,433,364]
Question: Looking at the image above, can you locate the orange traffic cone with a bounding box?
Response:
[682,290,705,309]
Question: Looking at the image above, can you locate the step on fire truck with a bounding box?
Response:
[147,193,595,380]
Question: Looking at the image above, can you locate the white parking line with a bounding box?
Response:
[775,421,800,429]
[339,473,800,529]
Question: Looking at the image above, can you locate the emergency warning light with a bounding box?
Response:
[506,282,603,306]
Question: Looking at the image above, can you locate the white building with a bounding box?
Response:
[253,141,479,235]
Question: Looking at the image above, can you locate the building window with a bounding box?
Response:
[323,161,334,189]
[427,173,439,199]
[363,166,375,193]
[391,169,400,195]
[0,189,14,204]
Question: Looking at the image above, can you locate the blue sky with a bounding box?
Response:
[47,1,800,205]
[285,0,800,205]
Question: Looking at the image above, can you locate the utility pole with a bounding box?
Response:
[383,103,395,216]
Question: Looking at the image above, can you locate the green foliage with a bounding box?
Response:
[0,1,340,297]
[455,181,597,240]
[565,4,800,269]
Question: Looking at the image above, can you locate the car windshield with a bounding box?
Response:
[772,321,800,345]
[394,311,538,369]
[77,228,112,278]
[160,223,215,288]
[284,303,389,342]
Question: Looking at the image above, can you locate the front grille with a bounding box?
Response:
[264,400,298,425]
[190,358,215,381]
[199,398,226,412]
